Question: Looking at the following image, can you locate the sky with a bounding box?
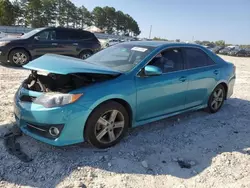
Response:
[72,0,250,44]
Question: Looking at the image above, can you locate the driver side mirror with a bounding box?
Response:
[34,36,40,41]
[144,65,162,76]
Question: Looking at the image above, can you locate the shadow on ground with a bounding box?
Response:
[0,98,250,187]
[0,62,24,70]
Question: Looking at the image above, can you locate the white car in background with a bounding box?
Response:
[106,38,120,47]
[0,31,7,38]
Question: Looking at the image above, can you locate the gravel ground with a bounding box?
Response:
[0,55,250,188]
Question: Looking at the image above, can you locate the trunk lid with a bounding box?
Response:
[23,54,121,75]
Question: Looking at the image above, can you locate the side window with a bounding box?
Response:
[68,30,94,40]
[36,30,56,41]
[69,30,82,40]
[56,30,70,40]
[149,48,184,73]
[184,48,215,69]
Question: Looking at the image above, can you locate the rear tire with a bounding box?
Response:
[84,101,129,149]
[79,50,92,60]
[206,84,225,113]
[9,49,30,66]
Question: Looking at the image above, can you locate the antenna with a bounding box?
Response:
[149,25,152,39]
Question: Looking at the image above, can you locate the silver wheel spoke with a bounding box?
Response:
[109,110,118,122]
[108,130,116,142]
[96,128,108,140]
[211,100,216,107]
[113,121,124,129]
[217,89,222,97]
[213,91,218,98]
[97,117,109,126]
[214,101,218,109]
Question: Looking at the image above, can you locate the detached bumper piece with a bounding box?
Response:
[3,125,32,163]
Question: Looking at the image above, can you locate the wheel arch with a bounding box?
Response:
[8,47,32,61]
[213,81,228,100]
[83,97,134,142]
[78,49,93,57]
[84,97,134,132]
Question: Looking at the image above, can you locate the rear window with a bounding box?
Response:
[184,48,215,69]
[55,29,95,40]
[69,30,95,40]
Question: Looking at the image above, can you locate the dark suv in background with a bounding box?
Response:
[0,27,101,66]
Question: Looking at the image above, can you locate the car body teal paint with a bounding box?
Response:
[14,41,235,146]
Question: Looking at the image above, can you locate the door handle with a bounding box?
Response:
[51,43,58,46]
[214,70,219,75]
[179,76,187,82]
[72,43,78,46]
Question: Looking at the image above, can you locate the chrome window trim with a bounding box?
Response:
[136,45,217,77]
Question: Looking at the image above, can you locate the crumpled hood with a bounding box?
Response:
[23,54,122,75]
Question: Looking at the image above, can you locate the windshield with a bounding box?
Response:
[85,43,155,72]
[21,28,44,39]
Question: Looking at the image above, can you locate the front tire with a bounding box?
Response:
[207,85,225,113]
[84,101,129,149]
[9,49,30,66]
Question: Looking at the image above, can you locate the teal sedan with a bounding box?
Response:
[14,41,236,148]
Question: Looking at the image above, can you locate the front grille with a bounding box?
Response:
[20,95,36,102]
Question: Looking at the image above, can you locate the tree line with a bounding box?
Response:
[0,0,141,36]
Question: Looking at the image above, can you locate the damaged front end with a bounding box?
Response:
[18,70,119,108]
[23,70,118,93]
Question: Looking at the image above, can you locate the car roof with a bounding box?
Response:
[40,27,91,33]
[121,41,204,48]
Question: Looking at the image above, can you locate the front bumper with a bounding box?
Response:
[227,75,236,99]
[14,93,92,146]
[0,46,8,63]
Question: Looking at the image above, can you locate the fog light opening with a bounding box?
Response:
[49,127,60,137]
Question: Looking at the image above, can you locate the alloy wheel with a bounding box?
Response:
[94,110,125,144]
[12,52,27,65]
[211,88,224,111]
[81,52,91,59]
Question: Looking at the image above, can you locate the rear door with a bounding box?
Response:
[54,29,75,56]
[182,47,219,108]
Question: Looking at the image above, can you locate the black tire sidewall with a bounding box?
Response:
[79,50,92,60]
[84,101,129,149]
[207,85,225,113]
[9,49,30,66]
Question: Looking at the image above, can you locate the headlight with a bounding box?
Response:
[0,41,10,47]
[34,93,83,108]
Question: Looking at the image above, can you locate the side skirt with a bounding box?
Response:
[133,104,207,127]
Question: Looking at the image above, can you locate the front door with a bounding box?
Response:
[31,29,61,58]
[135,48,188,121]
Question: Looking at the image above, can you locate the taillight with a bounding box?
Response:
[233,65,236,74]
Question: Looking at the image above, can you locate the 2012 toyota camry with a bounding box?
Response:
[14,41,236,148]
